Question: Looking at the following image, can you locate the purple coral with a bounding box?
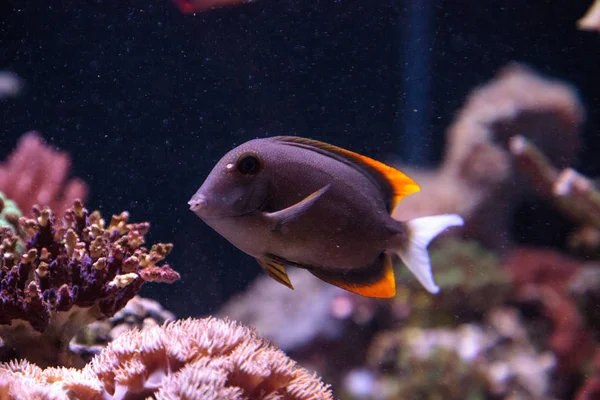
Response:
[0,200,179,367]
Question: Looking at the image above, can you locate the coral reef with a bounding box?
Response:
[219,268,345,351]
[71,296,177,362]
[359,308,555,400]
[0,132,333,398]
[578,0,600,32]
[392,63,584,250]
[218,236,600,399]
[0,132,88,217]
[510,135,600,257]
[0,317,333,400]
[0,200,179,368]
[393,239,512,327]
[0,192,21,233]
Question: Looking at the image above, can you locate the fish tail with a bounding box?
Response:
[392,214,463,294]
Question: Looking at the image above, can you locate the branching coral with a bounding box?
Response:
[0,317,333,400]
[0,192,21,233]
[71,296,177,363]
[0,200,179,368]
[0,132,88,217]
[510,135,600,256]
[392,63,584,250]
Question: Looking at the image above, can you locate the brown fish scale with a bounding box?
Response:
[262,162,394,270]
[267,196,394,271]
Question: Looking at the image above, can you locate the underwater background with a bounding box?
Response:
[2,0,599,316]
[1,0,600,398]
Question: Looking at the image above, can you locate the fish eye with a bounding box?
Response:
[236,154,262,175]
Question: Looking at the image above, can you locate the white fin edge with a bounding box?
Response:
[397,214,464,294]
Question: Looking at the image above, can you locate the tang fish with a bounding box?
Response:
[188,136,463,297]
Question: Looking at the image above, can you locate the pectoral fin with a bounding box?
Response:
[264,184,331,232]
[310,255,397,298]
[257,257,294,289]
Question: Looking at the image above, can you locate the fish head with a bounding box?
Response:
[188,139,273,220]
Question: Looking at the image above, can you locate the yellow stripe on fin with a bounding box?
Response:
[273,136,420,212]
[257,258,294,290]
[312,255,396,298]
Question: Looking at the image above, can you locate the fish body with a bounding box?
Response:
[189,136,463,297]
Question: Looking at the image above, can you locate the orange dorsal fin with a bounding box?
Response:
[274,136,420,212]
[311,255,396,298]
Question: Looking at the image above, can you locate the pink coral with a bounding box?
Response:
[0,317,334,400]
[0,132,88,217]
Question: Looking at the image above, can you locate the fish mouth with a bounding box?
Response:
[188,195,207,213]
[188,193,267,219]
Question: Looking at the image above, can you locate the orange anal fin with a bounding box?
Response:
[311,255,396,298]
[257,257,294,290]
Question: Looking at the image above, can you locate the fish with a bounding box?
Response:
[171,0,251,14]
[188,136,463,297]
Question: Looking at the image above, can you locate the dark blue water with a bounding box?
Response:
[1,0,598,318]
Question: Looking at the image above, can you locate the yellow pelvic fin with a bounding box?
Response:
[312,255,397,298]
[257,258,294,290]
[274,136,421,211]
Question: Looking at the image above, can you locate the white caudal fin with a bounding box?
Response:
[396,214,464,294]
